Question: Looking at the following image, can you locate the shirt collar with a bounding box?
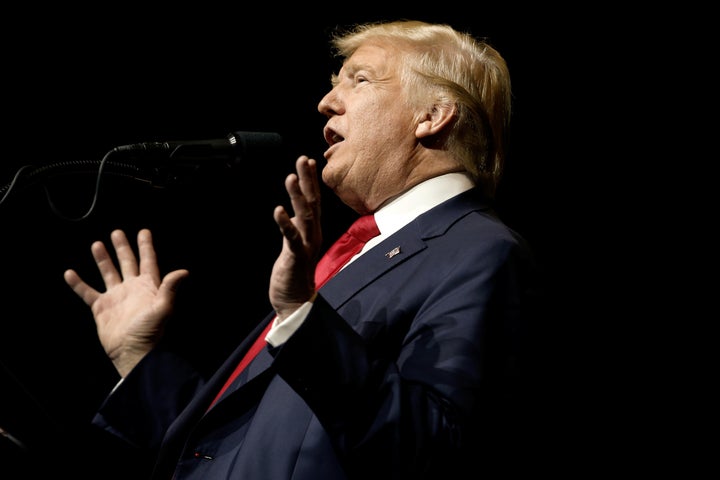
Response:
[374,172,475,238]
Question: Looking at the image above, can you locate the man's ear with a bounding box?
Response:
[416,102,456,139]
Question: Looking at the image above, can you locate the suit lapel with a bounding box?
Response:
[320,187,492,308]
[319,225,426,306]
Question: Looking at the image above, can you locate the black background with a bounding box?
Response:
[0,4,678,477]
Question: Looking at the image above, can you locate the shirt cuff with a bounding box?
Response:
[265,294,316,347]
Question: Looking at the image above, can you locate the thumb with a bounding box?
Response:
[159,269,190,299]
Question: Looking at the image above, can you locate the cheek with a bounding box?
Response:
[321,150,369,194]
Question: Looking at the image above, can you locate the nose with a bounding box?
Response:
[318,87,340,117]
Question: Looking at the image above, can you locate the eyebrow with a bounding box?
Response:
[341,58,377,76]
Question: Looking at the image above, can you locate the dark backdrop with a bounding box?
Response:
[0,4,651,477]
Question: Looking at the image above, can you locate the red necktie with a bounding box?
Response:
[209,215,379,408]
[314,215,380,289]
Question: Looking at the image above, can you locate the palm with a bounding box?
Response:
[91,271,171,359]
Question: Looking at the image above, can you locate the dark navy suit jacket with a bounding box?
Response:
[93,187,541,479]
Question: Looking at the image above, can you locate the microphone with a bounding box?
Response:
[113,131,284,165]
[111,131,286,186]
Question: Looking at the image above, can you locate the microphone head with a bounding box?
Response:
[227,131,285,163]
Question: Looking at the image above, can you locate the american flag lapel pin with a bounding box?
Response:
[385,247,400,259]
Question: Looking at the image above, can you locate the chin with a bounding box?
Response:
[321,169,338,189]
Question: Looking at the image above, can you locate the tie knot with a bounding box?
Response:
[347,215,380,243]
[314,214,380,289]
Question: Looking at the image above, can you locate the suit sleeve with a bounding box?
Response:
[271,233,541,478]
[92,347,205,449]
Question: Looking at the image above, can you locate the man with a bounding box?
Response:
[64,19,541,479]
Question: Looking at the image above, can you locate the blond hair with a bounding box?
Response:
[331,20,512,199]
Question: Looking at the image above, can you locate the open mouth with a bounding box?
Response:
[324,127,345,146]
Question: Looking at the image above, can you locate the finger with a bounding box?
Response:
[274,205,303,250]
[286,158,316,223]
[292,157,322,247]
[91,238,123,288]
[63,269,100,307]
[158,269,190,304]
[283,171,306,224]
[110,229,140,278]
[136,229,161,282]
[297,157,320,211]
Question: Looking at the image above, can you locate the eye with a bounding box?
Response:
[354,75,368,86]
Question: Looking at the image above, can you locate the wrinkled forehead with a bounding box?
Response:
[339,42,404,77]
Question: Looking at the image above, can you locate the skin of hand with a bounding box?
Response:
[64,155,323,377]
[269,155,323,321]
[63,229,189,378]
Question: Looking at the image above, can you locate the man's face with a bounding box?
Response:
[317,43,423,214]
